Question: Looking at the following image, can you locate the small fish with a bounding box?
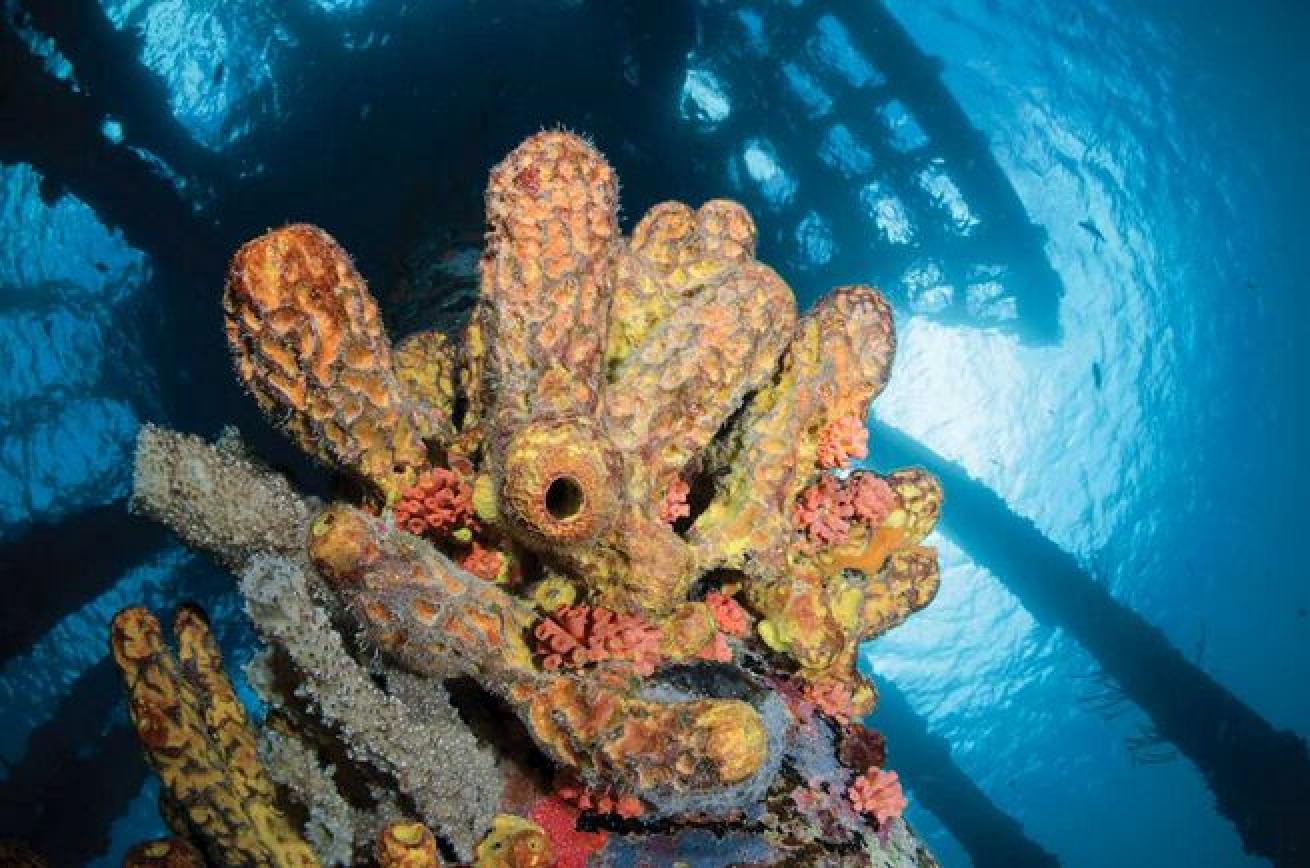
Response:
[1079,218,1106,246]
[1092,362,1103,390]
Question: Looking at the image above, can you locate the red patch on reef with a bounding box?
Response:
[530,795,608,868]
[533,605,663,675]
[394,467,474,537]
[460,541,504,581]
[848,472,897,526]
[848,767,906,829]
[658,478,691,525]
[706,591,751,637]
[838,724,888,772]
[515,166,542,195]
[793,474,854,548]
[555,773,645,819]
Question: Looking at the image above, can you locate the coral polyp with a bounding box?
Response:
[117,130,944,865]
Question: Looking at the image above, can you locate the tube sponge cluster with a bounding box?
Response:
[114,131,943,866]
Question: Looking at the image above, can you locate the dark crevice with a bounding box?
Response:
[0,660,148,863]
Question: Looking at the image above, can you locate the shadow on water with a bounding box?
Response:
[873,680,1061,868]
[0,505,167,662]
[872,422,1310,866]
[0,661,145,863]
[683,0,1063,342]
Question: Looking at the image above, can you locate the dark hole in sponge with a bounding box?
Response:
[544,475,585,520]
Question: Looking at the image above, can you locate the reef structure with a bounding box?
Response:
[117,131,943,866]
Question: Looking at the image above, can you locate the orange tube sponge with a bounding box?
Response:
[474,815,553,868]
[307,503,773,808]
[392,329,459,434]
[377,821,442,868]
[479,131,618,431]
[224,223,439,499]
[109,606,318,867]
[689,285,897,576]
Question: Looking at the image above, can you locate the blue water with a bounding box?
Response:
[1,1,1307,865]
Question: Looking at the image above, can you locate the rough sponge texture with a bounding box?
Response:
[123,130,944,866]
[376,822,441,868]
[109,606,319,867]
[224,224,437,499]
[131,424,311,571]
[306,503,775,813]
[241,553,502,860]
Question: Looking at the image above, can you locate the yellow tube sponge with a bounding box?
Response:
[109,605,318,867]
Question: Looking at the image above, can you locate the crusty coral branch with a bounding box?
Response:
[239,554,502,861]
[132,425,312,572]
[689,285,897,576]
[109,606,319,868]
[224,224,443,499]
[257,721,363,867]
[306,503,777,812]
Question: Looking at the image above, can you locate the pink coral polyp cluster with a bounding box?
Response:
[658,478,691,525]
[459,541,505,582]
[848,473,897,526]
[804,680,858,725]
[706,591,751,638]
[793,475,855,548]
[816,415,869,470]
[696,631,733,663]
[394,467,475,537]
[533,605,663,675]
[848,768,906,828]
[555,775,645,820]
[793,471,898,549]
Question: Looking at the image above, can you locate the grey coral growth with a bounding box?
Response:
[257,725,360,866]
[240,553,502,860]
[131,424,312,570]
